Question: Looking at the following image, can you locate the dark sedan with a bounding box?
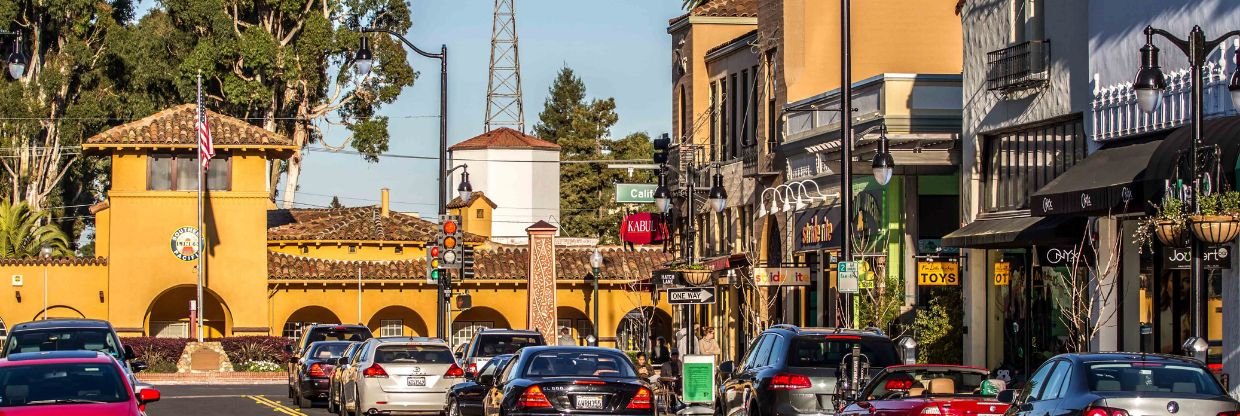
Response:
[447,354,513,416]
[290,341,353,408]
[999,352,1239,416]
[481,347,653,416]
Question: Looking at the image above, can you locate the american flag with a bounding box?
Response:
[196,79,215,169]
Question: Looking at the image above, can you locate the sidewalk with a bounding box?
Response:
[137,371,286,385]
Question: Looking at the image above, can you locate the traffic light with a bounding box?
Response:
[426,243,441,283]
[461,246,476,279]
[439,214,464,270]
[455,292,472,310]
[653,133,671,164]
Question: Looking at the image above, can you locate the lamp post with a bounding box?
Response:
[1132,25,1240,359]
[40,245,53,320]
[652,149,726,354]
[590,249,603,346]
[1,31,26,80]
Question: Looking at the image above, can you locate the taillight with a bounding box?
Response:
[445,363,465,378]
[627,387,652,410]
[517,385,552,408]
[467,362,478,375]
[362,363,388,378]
[1217,412,1240,416]
[308,363,326,377]
[1083,407,1130,416]
[768,373,812,390]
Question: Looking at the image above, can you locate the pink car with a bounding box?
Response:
[0,350,160,416]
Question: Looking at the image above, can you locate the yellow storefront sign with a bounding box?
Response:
[916,261,959,286]
[994,262,1011,286]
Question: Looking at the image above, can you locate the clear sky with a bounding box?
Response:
[198,1,685,217]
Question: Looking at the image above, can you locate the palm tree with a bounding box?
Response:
[0,200,71,258]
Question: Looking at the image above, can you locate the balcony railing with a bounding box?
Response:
[987,40,1050,93]
[1092,58,1238,141]
[741,143,776,177]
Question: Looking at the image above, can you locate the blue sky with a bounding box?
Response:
[138,1,684,216]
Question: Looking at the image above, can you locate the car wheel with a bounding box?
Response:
[448,399,460,416]
[296,390,310,409]
[327,386,338,413]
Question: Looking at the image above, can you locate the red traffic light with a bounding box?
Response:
[430,246,441,257]
[443,220,458,234]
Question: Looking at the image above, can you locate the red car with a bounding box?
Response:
[840,365,1009,416]
[0,350,160,415]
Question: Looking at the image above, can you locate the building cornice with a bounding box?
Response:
[667,16,758,34]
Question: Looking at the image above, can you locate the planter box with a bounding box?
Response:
[1189,215,1240,245]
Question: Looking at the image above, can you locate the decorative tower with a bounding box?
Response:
[485,0,525,132]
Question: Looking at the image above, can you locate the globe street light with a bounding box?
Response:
[354,36,375,77]
[590,248,604,346]
[457,168,473,205]
[653,169,671,213]
[1132,36,1166,113]
[708,169,727,214]
[871,128,895,186]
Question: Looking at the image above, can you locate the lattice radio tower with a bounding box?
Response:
[485,0,525,132]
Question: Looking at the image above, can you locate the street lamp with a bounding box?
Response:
[708,168,727,213]
[871,128,895,186]
[457,168,473,204]
[654,169,671,213]
[1133,24,1240,358]
[40,245,53,320]
[354,36,374,77]
[590,248,603,345]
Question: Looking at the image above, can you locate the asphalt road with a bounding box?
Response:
[149,384,337,416]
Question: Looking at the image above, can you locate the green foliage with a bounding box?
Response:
[0,200,71,258]
[1158,196,1186,220]
[330,196,344,209]
[914,292,964,364]
[1199,191,1240,216]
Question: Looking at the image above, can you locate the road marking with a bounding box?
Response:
[163,394,254,399]
[247,395,307,416]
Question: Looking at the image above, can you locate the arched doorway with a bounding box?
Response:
[33,305,86,321]
[367,306,428,337]
[451,307,511,348]
[615,307,672,355]
[283,306,342,339]
[555,306,592,346]
[146,286,231,338]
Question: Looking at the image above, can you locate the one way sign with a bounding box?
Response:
[666,287,717,305]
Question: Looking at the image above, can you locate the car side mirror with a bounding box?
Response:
[132,360,149,373]
[718,360,735,375]
[455,351,464,360]
[996,389,1017,404]
[478,373,495,386]
[124,345,137,361]
[138,388,161,404]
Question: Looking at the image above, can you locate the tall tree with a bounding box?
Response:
[533,67,585,142]
[144,0,417,208]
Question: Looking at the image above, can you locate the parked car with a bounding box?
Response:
[460,329,545,377]
[480,346,652,416]
[339,337,465,416]
[327,342,365,414]
[286,324,372,398]
[838,365,1009,416]
[717,325,901,416]
[998,352,1240,416]
[0,350,161,415]
[447,354,513,416]
[290,341,353,408]
[2,318,150,394]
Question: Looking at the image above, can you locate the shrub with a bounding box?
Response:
[121,337,189,373]
[914,292,964,364]
[238,360,283,372]
[121,336,293,372]
[213,336,293,366]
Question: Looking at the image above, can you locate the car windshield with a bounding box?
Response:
[866,368,992,399]
[476,335,543,356]
[788,336,899,368]
[304,328,371,352]
[523,351,636,378]
[308,343,351,361]
[375,346,454,364]
[0,362,129,406]
[4,329,121,360]
[1087,362,1224,395]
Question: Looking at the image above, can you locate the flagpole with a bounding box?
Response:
[196,72,205,343]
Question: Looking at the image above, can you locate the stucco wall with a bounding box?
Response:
[670,16,757,146]
[0,263,108,326]
[451,147,560,238]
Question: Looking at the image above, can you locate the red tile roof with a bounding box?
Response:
[267,207,485,243]
[446,192,497,209]
[0,257,108,266]
[448,127,560,151]
[268,247,673,281]
[668,0,758,25]
[84,104,295,149]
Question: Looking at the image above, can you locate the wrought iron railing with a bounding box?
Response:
[741,144,774,177]
[986,40,1050,92]
[1092,55,1238,141]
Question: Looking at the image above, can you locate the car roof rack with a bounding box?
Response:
[769,324,800,332]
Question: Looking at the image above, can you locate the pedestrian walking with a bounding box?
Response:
[654,337,670,364]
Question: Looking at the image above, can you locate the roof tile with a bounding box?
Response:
[268,248,673,280]
[449,127,560,151]
[267,207,485,243]
[84,104,293,148]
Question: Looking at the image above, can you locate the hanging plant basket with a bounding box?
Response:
[677,269,714,287]
[1189,215,1240,245]
[1154,220,1188,248]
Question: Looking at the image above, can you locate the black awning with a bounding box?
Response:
[942,215,1085,249]
[1145,115,1240,199]
[1031,134,1166,216]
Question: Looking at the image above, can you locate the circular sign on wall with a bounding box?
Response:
[171,227,202,261]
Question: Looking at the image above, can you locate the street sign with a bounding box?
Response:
[615,183,658,203]
[753,267,811,286]
[837,261,858,294]
[681,354,715,403]
[652,271,680,289]
[666,287,716,304]
[916,261,959,286]
[994,262,1011,286]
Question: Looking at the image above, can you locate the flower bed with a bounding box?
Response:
[122,336,293,373]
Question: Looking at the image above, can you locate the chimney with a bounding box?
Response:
[380,188,390,217]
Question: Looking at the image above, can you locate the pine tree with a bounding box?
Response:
[533,67,587,143]
[330,196,344,209]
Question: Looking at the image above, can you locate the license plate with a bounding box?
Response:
[575,395,604,410]
[406,376,426,387]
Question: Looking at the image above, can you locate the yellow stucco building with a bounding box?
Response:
[0,105,674,349]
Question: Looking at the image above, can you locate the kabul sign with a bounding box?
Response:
[753,267,811,287]
[619,212,667,245]
[615,183,658,203]
[916,261,959,286]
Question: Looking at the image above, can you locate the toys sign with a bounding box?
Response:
[916,261,959,286]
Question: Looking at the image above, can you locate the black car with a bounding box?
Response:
[481,346,652,416]
[717,325,902,416]
[998,352,1239,416]
[447,354,513,416]
[460,329,545,377]
[2,319,145,373]
[285,324,372,398]
[290,341,353,408]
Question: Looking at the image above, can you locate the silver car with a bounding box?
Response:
[340,337,465,416]
[999,352,1239,416]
